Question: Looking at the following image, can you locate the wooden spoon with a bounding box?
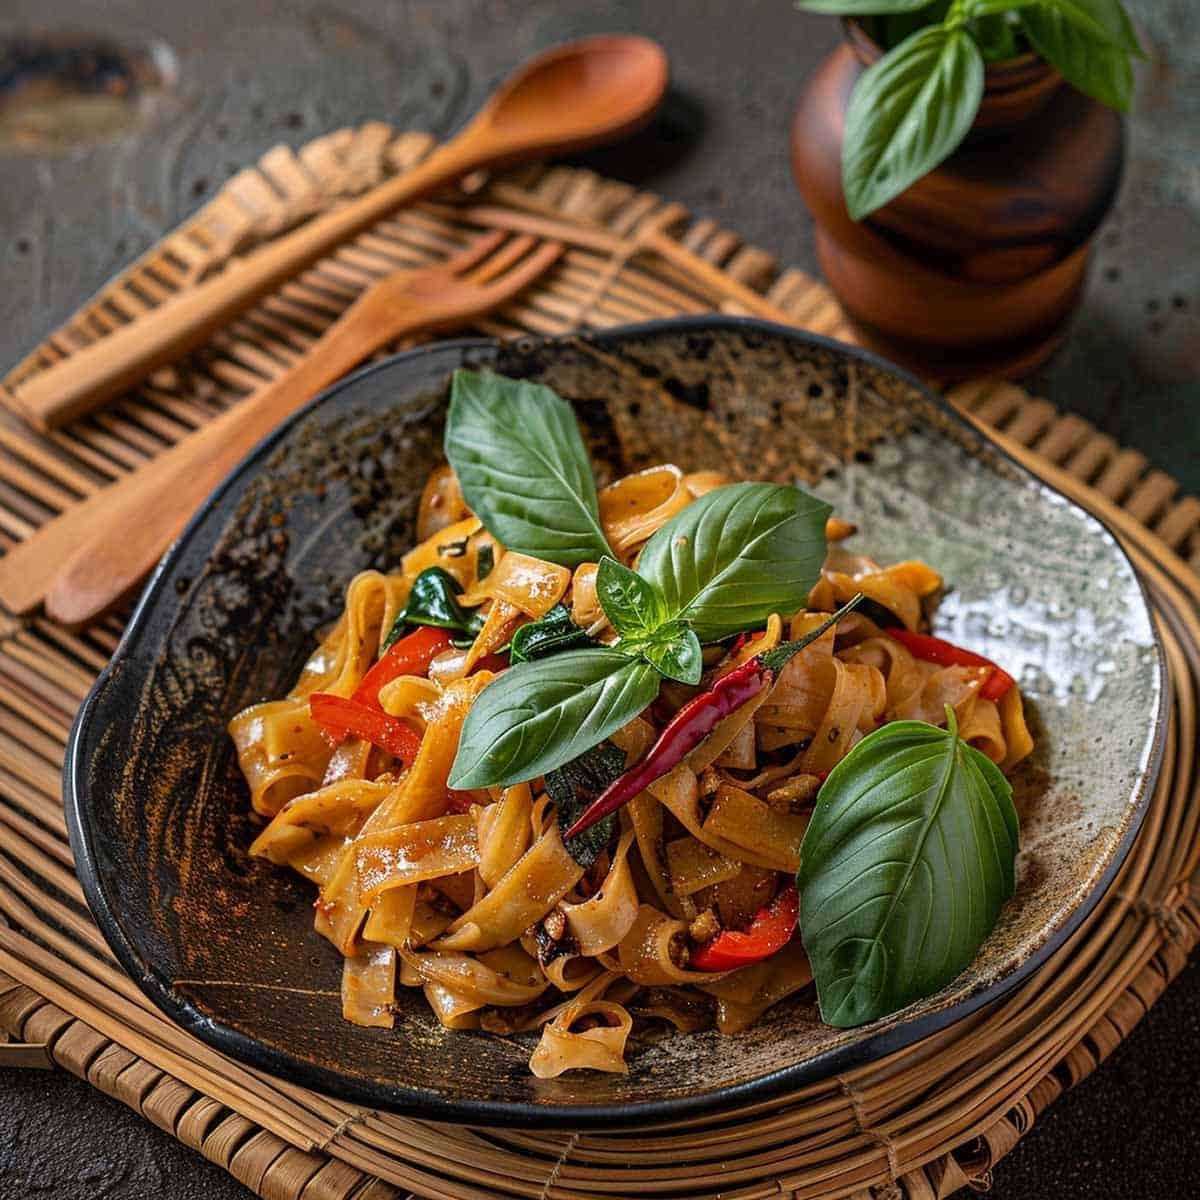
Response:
[7,35,668,431]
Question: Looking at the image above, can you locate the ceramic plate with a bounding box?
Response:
[66,318,1166,1127]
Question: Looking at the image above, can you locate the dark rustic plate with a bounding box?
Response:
[66,318,1166,1127]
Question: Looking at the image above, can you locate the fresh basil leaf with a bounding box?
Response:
[1028,0,1141,53]
[547,742,628,868]
[1020,4,1133,109]
[637,626,703,686]
[382,567,484,649]
[448,648,660,789]
[842,24,985,220]
[509,604,596,664]
[798,709,1019,1028]
[793,0,935,12]
[444,369,610,567]
[636,483,831,644]
[476,543,495,581]
[1089,0,1143,56]
[596,555,668,637]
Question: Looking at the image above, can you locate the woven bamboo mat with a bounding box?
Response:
[0,124,1198,1200]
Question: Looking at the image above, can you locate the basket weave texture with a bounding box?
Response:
[0,124,1197,1200]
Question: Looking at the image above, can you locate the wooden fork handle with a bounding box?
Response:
[10,288,431,627]
[7,141,477,432]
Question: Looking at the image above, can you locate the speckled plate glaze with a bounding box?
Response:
[66,318,1166,1128]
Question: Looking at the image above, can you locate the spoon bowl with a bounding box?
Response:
[466,34,670,161]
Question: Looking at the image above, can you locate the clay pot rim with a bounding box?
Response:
[843,16,1058,95]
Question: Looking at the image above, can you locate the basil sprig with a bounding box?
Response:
[596,556,702,685]
[444,373,830,789]
[587,481,832,692]
[444,370,610,567]
[798,706,1018,1027]
[595,556,667,637]
[796,0,1143,219]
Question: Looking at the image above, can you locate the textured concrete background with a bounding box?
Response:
[0,1,1197,1196]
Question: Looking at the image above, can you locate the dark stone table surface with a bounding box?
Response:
[0,1,1196,1197]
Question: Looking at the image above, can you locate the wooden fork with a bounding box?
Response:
[0,232,562,626]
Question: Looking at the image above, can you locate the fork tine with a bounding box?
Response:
[442,229,507,275]
[474,240,564,297]
[467,234,539,285]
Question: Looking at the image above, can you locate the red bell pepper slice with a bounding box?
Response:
[309,693,422,763]
[690,884,800,972]
[352,626,453,708]
[885,629,1015,701]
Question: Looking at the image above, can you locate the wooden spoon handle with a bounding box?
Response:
[7,139,475,432]
[39,289,435,627]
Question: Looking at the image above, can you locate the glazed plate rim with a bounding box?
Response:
[65,316,1168,1128]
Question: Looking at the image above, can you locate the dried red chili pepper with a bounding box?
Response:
[563,596,863,840]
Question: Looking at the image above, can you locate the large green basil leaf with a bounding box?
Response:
[444,370,611,567]
[635,482,830,643]
[1015,0,1142,54]
[596,555,668,637]
[1020,3,1134,110]
[798,712,1018,1028]
[447,648,659,789]
[842,24,985,220]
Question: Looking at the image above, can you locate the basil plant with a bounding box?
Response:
[796,0,1144,219]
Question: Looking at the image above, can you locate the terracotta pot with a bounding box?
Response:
[791,21,1124,379]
